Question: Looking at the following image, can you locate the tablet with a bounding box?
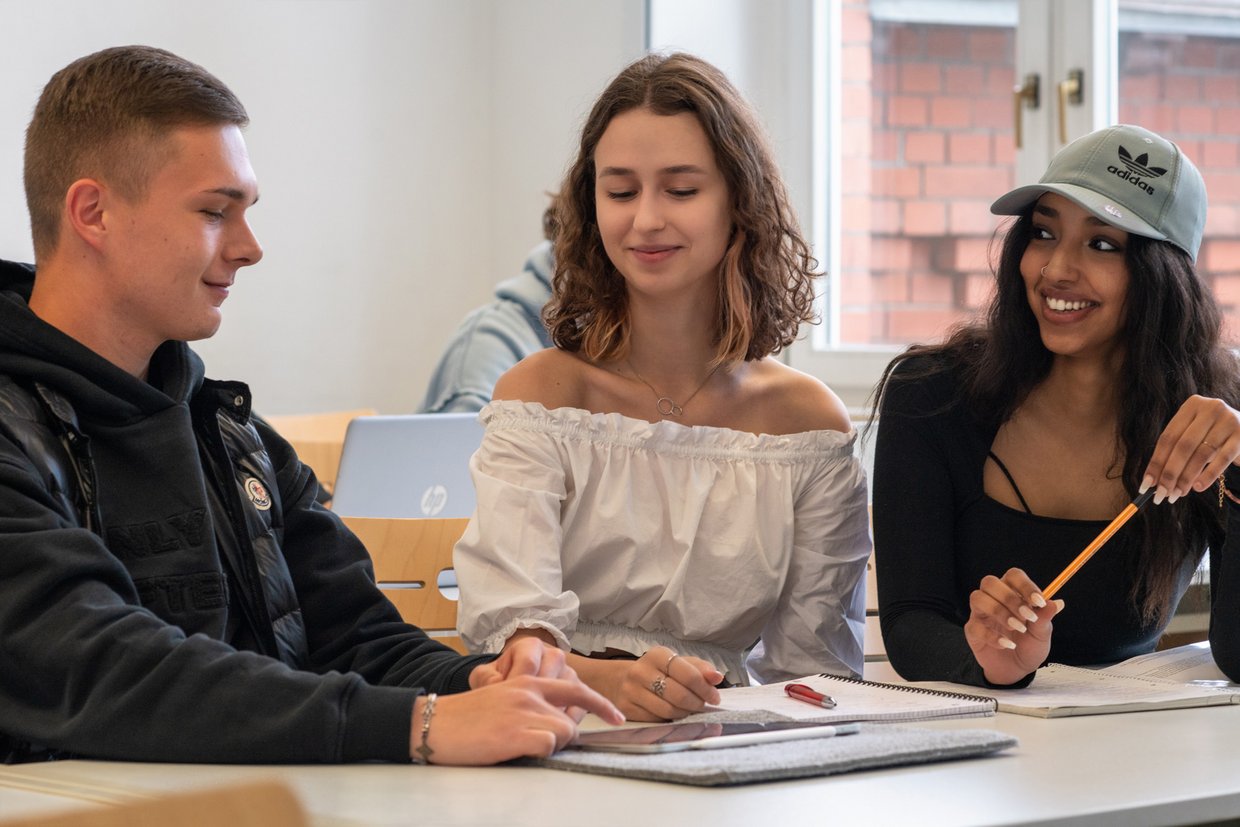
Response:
[569,720,861,754]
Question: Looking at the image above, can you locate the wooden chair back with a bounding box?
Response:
[0,779,306,827]
[264,408,376,499]
[343,516,469,654]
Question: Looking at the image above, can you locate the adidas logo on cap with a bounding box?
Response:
[1107,145,1167,196]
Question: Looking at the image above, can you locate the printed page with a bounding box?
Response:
[1099,642,1233,684]
[705,674,994,722]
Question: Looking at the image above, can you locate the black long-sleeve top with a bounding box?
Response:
[873,355,1240,686]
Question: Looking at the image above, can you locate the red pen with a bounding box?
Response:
[785,683,837,709]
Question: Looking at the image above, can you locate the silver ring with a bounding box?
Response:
[1203,439,1218,452]
[663,653,679,674]
[650,675,667,698]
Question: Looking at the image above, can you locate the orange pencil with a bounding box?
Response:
[1042,488,1156,600]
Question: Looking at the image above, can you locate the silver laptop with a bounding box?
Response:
[330,413,484,518]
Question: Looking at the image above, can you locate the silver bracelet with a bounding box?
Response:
[413,692,437,764]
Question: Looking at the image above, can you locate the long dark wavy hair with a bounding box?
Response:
[545,52,817,366]
[873,207,1240,621]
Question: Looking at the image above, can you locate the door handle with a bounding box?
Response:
[1058,69,1084,144]
[1012,73,1040,150]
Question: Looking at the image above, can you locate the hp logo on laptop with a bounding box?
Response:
[420,484,449,516]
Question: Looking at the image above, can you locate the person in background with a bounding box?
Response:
[0,44,620,766]
[872,124,1240,687]
[419,202,557,413]
[454,52,871,722]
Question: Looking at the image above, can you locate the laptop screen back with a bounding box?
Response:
[330,413,484,518]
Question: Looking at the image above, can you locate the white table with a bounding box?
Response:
[2,706,1239,827]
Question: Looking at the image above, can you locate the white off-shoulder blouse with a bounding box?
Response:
[453,400,871,685]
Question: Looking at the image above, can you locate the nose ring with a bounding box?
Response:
[1040,265,1048,278]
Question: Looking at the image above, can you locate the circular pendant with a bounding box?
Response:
[656,397,683,417]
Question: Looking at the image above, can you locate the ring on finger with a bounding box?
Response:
[1202,438,1218,452]
[663,652,679,674]
[650,675,667,698]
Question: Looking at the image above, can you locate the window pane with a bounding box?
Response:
[1117,3,1240,342]
[838,1,1015,346]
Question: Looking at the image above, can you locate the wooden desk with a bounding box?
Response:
[3,705,1240,827]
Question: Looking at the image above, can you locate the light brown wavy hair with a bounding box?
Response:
[545,52,818,365]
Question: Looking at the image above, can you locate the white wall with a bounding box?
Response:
[0,0,644,414]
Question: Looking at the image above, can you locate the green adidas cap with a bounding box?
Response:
[991,124,1207,261]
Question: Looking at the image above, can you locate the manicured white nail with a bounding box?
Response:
[1139,476,1153,495]
[1168,490,1181,504]
[1053,599,1065,612]
[1007,617,1027,633]
[1019,606,1038,623]
[1030,593,1047,608]
[1154,486,1167,505]
[998,637,1017,650]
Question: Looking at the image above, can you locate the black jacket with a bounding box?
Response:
[0,259,488,763]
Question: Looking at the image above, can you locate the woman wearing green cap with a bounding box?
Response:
[871,124,1240,687]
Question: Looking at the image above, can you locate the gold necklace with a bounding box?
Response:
[626,358,720,417]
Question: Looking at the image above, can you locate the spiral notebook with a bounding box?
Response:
[706,674,997,724]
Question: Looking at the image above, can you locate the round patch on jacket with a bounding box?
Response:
[245,477,272,511]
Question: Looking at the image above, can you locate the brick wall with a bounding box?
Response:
[840,1,1240,346]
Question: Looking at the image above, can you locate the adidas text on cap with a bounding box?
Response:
[990,124,1207,261]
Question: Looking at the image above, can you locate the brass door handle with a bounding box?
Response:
[1013,73,1040,150]
[1058,69,1084,144]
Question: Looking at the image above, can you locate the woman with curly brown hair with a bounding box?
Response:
[454,53,870,722]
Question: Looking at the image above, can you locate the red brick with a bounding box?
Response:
[1120,73,1161,101]
[910,271,955,304]
[1202,239,1240,272]
[1165,74,1203,103]
[968,29,1010,63]
[888,24,924,57]
[840,232,871,269]
[872,236,913,271]
[842,4,872,43]
[964,273,997,309]
[1216,107,1240,135]
[1183,42,1218,70]
[888,95,929,127]
[930,97,971,128]
[986,66,1015,98]
[972,100,1011,131]
[842,84,871,123]
[870,198,903,235]
[900,63,941,94]
[1118,102,1142,125]
[839,268,874,303]
[1177,106,1214,134]
[938,237,994,273]
[904,201,947,236]
[905,131,946,163]
[871,271,910,303]
[839,311,873,344]
[1175,138,1203,163]
[873,166,922,198]
[886,308,967,344]
[841,154,870,195]
[993,133,1016,165]
[949,200,998,235]
[1205,171,1240,200]
[843,44,873,83]
[868,127,897,161]
[924,165,1004,198]
[944,65,985,96]
[1204,75,1240,101]
[1141,103,1176,133]
[926,27,968,60]
[1210,274,1240,307]
[949,133,991,164]
[1205,203,1239,237]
